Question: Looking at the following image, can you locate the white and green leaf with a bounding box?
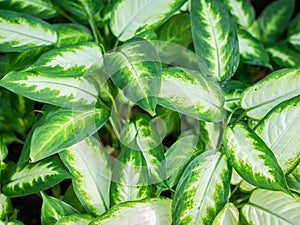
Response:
[287,13,300,52]
[241,67,300,120]
[55,214,93,225]
[0,10,57,52]
[30,107,110,162]
[158,67,226,122]
[212,203,239,225]
[199,120,223,150]
[110,0,186,41]
[59,136,114,216]
[190,0,239,82]
[172,151,231,225]
[0,140,8,170]
[0,194,11,220]
[89,198,172,225]
[224,121,289,193]
[287,164,300,194]
[56,0,101,18]
[242,189,300,225]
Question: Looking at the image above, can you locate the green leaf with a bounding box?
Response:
[0,193,11,220]
[255,96,300,174]
[2,156,71,197]
[257,0,295,43]
[33,43,103,77]
[190,0,239,82]
[0,0,57,19]
[224,0,255,29]
[0,10,57,52]
[56,0,101,18]
[59,136,114,216]
[212,203,239,225]
[241,189,300,225]
[30,107,110,162]
[110,0,186,41]
[89,198,172,225]
[238,29,271,68]
[55,214,93,225]
[158,67,226,122]
[0,140,8,169]
[104,40,161,115]
[0,69,101,108]
[223,121,289,193]
[199,121,223,150]
[41,192,78,225]
[287,164,300,194]
[241,68,300,120]
[287,13,300,52]
[172,151,231,225]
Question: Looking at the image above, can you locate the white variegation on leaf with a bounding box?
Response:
[0,10,57,52]
[59,136,114,216]
[242,189,300,225]
[172,151,231,225]
[212,203,239,225]
[0,194,11,220]
[55,214,93,225]
[267,43,300,68]
[241,68,300,119]
[110,0,186,41]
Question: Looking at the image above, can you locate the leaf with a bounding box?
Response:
[223,121,289,193]
[55,214,93,225]
[257,0,295,43]
[0,194,11,220]
[190,0,239,82]
[158,67,226,122]
[241,68,300,120]
[110,0,186,41]
[2,156,71,197]
[223,0,255,28]
[30,106,110,162]
[255,96,300,174]
[287,13,300,52]
[56,0,101,18]
[0,140,8,169]
[89,198,172,225]
[241,189,300,225]
[0,10,57,52]
[172,151,231,225]
[104,40,161,115]
[59,136,114,216]
[238,29,271,68]
[287,164,300,194]
[0,0,57,19]
[212,203,239,225]
[0,69,100,108]
[41,192,78,225]
[33,43,103,77]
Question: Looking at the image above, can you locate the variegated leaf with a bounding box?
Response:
[30,107,110,162]
[190,0,239,82]
[2,156,71,197]
[224,121,289,193]
[287,164,300,194]
[0,194,11,220]
[55,214,93,225]
[199,121,223,150]
[255,96,300,174]
[110,0,186,41]
[158,67,226,122]
[0,140,8,169]
[59,136,113,216]
[172,151,231,225]
[0,0,57,19]
[287,13,300,52]
[0,69,100,108]
[241,68,300,120]
[212,203,239,225]
[89,198,172,225]
[267,43,300,68]
[224,0,255,29]
[56,0,101,18]
[0,10,57,52]
[242,189,300,225]
[104,40,161,115]
[33,43,103,77]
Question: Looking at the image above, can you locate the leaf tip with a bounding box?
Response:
[29,156,35,163]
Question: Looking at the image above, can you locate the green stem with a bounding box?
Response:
[113,39,120,49]
[88,17,99,44]
[109,117,120,140]
[236,110,248,122]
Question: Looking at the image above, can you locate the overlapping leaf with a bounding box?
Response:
[56,0,101,18]
[199,121,223,150]
[190,0,239,82]
[212,203,239,225]
[0,194,11,220]
[55,214,93,225]
[59,136,114,216]
[287,164,300,194]
[0,10,57,52]
[267,43,300,68]
[287,13,300,52]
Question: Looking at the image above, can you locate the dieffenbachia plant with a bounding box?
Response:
[0,0,299,224]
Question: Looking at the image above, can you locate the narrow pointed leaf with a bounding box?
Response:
[158,67,225,122]
[110,0,186,41]
[0,69,100,108]
[190,0,239,82]
[172,151,231,225]
[104,40,161,115]
[267,43,300,68]
[0,10,57,52]
[55,214,93,225]
[2,156,71,197]
[224,121,289,193]
[90,198,171,225]
[30,107,110,162]
[255,96,300,174]
[56,0,101,18]
[212,203,239,225]
[59,136,113,216]
[33,43,103,77]
[41,192,79,225]
[242,189,300,225]
[241,68,300,120]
